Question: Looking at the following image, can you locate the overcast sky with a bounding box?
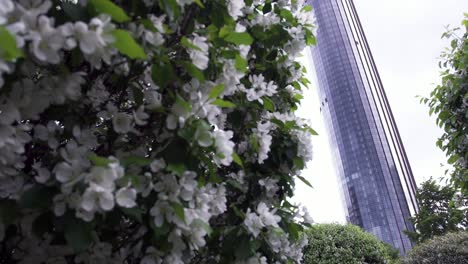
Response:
[293,0,467,223]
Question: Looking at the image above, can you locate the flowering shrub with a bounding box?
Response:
[0,0,316,263]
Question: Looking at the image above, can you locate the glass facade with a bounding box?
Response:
[307,0,418,254]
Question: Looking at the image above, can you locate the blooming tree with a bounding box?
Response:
[422,16,468,195]
[0,0,316,263]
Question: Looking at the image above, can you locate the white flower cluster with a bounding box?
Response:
[0,0,317,262]
[244,202,281,238]
[147,170,227,263]
[241,74,278,103]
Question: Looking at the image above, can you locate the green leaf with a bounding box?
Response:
[19,186,53,209]
[227,179,244,191]
[112,29,147,59]
[182,62,205,82]
[181,36,202,51]
[263,3,272,13]
[232,153,244,167]
[209,84,225,99]
[302,5,312,12]
[121,155,152,166]
[297,175,313,188]
[212,99,236,108]
[224,32,254,45]
[305,126,319,135]
[263,97,275,112]
[235,54,248,72]
[152,62,174,89]
[167,163,186,176]
[175,94,192,112]
[62,2,88,21]
[192,219,212,235]
[219,25,234,38]
[64,215,93,252]
[448,154,459,164]
[293,157,305,170]
[287,222,303,240]
[0,26,23,61]
[160,0,181,19]
[194,0,205,8]
[120,207,143,222]
[280,9,294,23]
[88,0,130,23]
[88,153,112,166]
[171,202,186,222]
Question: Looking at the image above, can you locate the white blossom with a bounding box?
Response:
[116,187,137,208]
[213,130,235,166]
[242,74,278,103]
[187,34,209,70]
[113,112,133,134]
[0,0,14,25]
[227,0,245,20]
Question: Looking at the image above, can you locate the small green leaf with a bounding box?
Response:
[232,153,244,167]
[112,29,147,59]
[152,62,174,89]
[263,97,275,112]
[122,156,152,166]
[120,207,143,222]
[306,126,319,135]
[209,84,225,99]
[263,3,272,13]
[297,175,313,188]
[235,54,248,72]
[182,62,205,82]
[280,9,294,23]
[160,0,181,19]
[194,0,205,8]
[167,163,186,176]
[212,99,236,108]
[64,215,93,252]
[175,94,192,112]
[302,5,312,12]
[224,32,254,45]
[192,219,212,235]
[448,154,459,164]
[181,36,202,51]
[293,157,305,170]
[219,25,234,38]
[227,179,244,191]
[88,153,112,167]
[0,26,23,61]
[171,202,186,222]
[88,0,130,23]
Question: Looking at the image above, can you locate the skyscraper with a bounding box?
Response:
[308,0,418,253]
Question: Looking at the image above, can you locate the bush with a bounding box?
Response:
[303,224,399,264]
[402,231,468,264]
[0,0,317,263]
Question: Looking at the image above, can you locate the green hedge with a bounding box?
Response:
[303,224,399,264]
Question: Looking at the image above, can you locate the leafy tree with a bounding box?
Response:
[422,15,468,195]
[0,0,317,263]
[302,224,400,264]
[405,178,467,244]
[401,231,468,264]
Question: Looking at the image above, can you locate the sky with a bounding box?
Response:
[293,0,468,224]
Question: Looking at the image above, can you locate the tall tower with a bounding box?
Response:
[308,0,418,253]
